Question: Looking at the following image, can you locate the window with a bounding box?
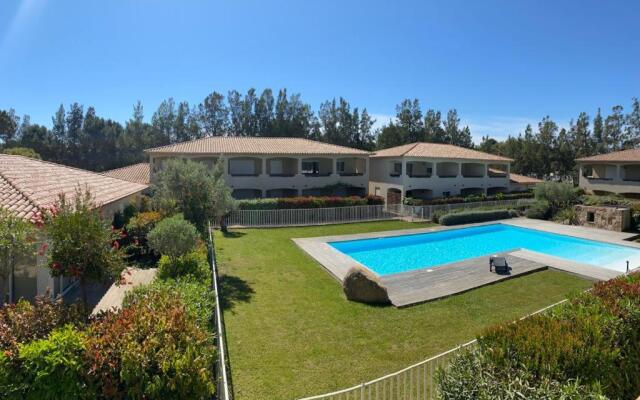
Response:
[442,191,451,197]
[336,161,345,173]
[391,162,402,176]
[302,161,320,175]
[587,211,595,223]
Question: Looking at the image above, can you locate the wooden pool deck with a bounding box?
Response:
[293,218,631,307]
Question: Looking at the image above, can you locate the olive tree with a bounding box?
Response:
[154,158,235,233]
[0,209,36,303]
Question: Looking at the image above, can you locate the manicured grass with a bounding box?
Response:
[215,221,592,400]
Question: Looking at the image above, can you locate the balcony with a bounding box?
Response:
[228,157,262,177]
[622,165,640,182]
[436,162,459,178]
[461,163,485,178]
[267,157,298,177]
[407,161,433,178]
[336,157,366,176]
[301,158,333,177]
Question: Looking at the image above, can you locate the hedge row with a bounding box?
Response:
[438,209,518,225]
[405,191,533,206]
[438,272,640,399]
[236,195,384,210]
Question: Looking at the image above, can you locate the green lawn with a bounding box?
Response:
[215,221,592,400]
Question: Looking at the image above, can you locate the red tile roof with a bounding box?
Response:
[372,142,513,162]
[103,163,150,185]
[145,137,369,156]
[0,155,147,221]
[576,148,640,163]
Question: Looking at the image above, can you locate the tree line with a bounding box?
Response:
[0,89,638,176]
[478,98,640,177]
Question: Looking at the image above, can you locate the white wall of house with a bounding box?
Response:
[369,156,511,203]
[579,162,640,195]
[149,153,370,199]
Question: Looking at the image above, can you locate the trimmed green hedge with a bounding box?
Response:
[439,209,517,225]
[404,191,533,206]
[236,195,384,210]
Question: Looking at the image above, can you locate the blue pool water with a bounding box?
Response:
[329,224,640,276]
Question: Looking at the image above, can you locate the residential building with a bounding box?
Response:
[0,154,147,303]
[368,143,514,204]
[577,149,640,196]
[145,137,370,199]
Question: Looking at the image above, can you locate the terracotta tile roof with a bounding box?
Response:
[372,142,513,162]
[145,137,369,156]
[0,155,148,221]
[576,148,640,163]
[103,163,150,185]
[509,172,543,185]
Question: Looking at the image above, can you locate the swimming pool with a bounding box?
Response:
[329,224,640,276]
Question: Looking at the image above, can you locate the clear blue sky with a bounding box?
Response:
[1,0,639,142]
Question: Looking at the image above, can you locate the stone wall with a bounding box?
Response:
[575,205,631,232]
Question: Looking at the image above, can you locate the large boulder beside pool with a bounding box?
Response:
[342,267,390,305]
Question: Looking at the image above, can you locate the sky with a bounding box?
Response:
[0,0,639,142]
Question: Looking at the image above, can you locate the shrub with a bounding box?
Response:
[8,326,88,400]
[147,214,199,263]
[479,314,619,386]
[236,195,384,210]
[124,276,214,330]
[86,290,215,399]
[405,191,533,206]
[44,188,125,307]
[553,207,578,225]
[124,211,163,264]
[156,246,210,282]
[439,209,516,225]
[0,296,85,353]
[526,200,550,219]
[533,181,579,215]
[436,349,606,400]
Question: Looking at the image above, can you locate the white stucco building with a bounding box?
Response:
[577,149,640,197]
[145,137,370,198]
[368,142,515,204]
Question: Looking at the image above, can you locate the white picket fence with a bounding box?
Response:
[223,199,534,228]
[298,297,568,400]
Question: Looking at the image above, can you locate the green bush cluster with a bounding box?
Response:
[147,214,199,262]
[526,200,551,219]
[404,191,533,206]
[438,209,517,225]
[156,250,210,282]
[437,272,640,399]
[236,195,384,210]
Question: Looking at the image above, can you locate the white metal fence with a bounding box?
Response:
[224,205,397,227]
[207,223,232,400]
[223,199,535,228]
[298,297,568,400]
